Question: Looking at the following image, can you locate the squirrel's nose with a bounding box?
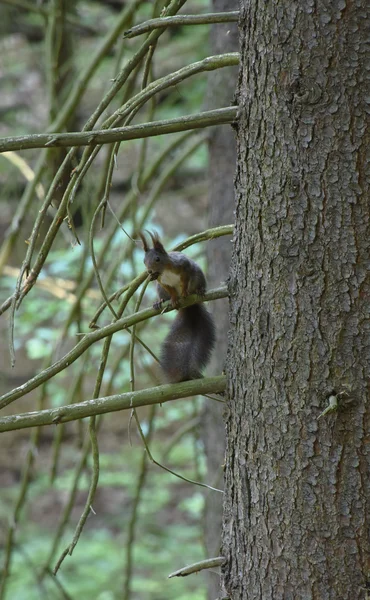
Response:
[147,269,152,274]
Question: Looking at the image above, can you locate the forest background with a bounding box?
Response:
[0,1,237,598]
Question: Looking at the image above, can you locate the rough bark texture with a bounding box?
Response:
[223,1,370,599]
[203,1,238,598]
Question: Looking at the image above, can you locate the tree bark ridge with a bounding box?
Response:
[223,1,370,598]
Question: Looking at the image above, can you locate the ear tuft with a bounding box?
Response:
[147,230,166,253]
[138,231,149,252]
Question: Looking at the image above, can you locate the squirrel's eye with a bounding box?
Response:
[155,257,160,262]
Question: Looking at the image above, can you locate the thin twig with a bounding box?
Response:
[89,198,119,319]
[168,556,226,578]
[124,11,239,38]
[162,417,201,460]
[54,416,99,573]
[133,408,223,493]
[47,424,100,576]
[50,354,89,483]
[123,404,157,600]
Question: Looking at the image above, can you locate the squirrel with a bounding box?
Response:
[140,231,215,383]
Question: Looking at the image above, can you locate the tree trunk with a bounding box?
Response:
[222,1,370,599]
[203,1,238,598]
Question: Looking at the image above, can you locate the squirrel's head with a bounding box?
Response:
[139,231,168,280]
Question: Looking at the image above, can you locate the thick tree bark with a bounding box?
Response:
[203,1,238,598]
[223,1,370,599]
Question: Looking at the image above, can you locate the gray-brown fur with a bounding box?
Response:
[140,231,215,382]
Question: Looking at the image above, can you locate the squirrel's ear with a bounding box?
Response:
[138,232,149,252]
[147,230,166,253]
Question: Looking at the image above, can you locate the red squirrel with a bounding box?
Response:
[140,231,215,383]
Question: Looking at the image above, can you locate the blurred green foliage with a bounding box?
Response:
[4,433,209,599]
[0,0,220,598]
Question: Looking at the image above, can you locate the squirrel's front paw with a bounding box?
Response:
[149,272,160,281]
[153,299,164,310]
[171,298,180,310]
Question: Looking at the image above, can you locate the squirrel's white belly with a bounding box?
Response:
[159,270,182,292]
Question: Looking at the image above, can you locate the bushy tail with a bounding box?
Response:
[160,304,216,383]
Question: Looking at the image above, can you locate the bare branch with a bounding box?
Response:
[0,106,238,153]
[0,376,226,433]
[124,11,239,38]
[168,556,226,578]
